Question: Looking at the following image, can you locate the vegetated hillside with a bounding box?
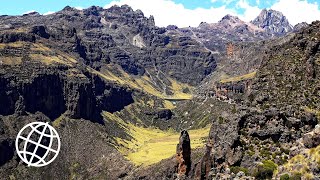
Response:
[0,5,218,179]
[250,21,320,110]
[192,21,320,179]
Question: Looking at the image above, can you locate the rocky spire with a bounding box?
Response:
[176,130,191,178]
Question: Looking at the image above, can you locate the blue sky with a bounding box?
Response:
[0,0,282,15]
[1,0,319,27]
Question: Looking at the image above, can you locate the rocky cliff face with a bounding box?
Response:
[0,63,133,123]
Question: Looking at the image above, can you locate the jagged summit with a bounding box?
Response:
[293,22,308,32]
[251,8,293,36]
[22,11,40,16]
[219,14,242,24]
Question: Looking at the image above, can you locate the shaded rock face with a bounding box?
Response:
[208,115,242,167]
[191,22,320,178]
[23,75,66,120]
[0,64,133,123]
[176,130,191,178]
[251,9,293,36]
[156,109,173,120]
[0,139,14,166]
[194,145,212,180]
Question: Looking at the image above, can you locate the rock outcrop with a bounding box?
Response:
[303,124,320,148]
[176,130,191,178]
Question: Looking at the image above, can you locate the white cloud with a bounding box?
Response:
[75,6,84,10]
[236,0,261,21]
[43,11,55,15]
[271,0,320,25]
[104,0,237,27]
[103,0,320,27]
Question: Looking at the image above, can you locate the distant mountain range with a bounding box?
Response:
[173,9,308,53]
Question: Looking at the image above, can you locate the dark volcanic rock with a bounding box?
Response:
[156,109,173,120]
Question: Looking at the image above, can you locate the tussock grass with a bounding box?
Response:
[163,100,175,109]
[0,57,22,65]
[30,54,74,66]
[280,145,320,179]
[0,41,26,48]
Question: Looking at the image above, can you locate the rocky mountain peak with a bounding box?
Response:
[22,11,40,16]
[219,14,242,24]
[293,22,309,32]
[251,9,293,36]
[62,5,74,11]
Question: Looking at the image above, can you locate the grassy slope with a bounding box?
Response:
[0,41,77,66]
[103,111,210,166]
[88,65,193,100]
[278,145,320,179]
[220,71,256,83]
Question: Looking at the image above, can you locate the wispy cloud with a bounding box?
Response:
[74,6,83,10]
[43,11,55,15]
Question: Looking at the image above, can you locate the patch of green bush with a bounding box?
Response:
[280,174,290,180]
[230,166,249,175]
[218,116,224,124]
[290,172,302,180]
[253,160,278,179]
[260,148,272,158]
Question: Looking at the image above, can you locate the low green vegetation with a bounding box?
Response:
[230,166,249,175]
[280,173,290,180]
[280,144,320,179]
[253,160,278,179]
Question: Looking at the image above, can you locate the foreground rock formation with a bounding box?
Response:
[176,130,191,178]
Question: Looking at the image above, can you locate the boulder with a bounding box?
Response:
[303,125,320,148]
